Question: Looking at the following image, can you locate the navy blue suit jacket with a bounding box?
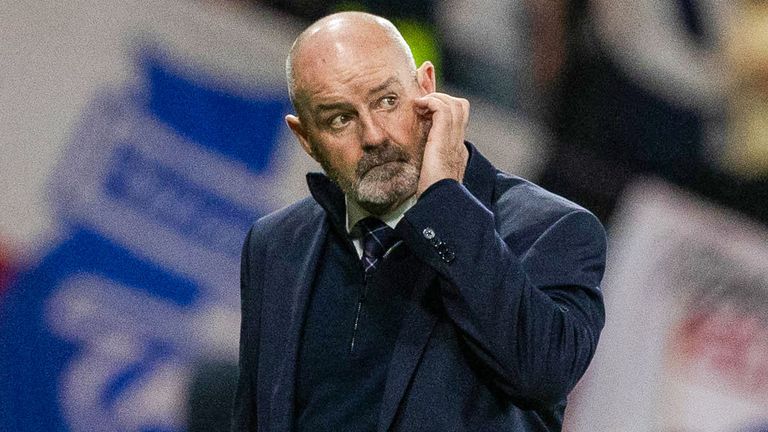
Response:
[231,144,606,431]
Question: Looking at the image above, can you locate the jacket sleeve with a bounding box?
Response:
[395,179,607,408]
[231,226,260,432]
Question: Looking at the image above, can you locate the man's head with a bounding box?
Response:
[284,12,436,215]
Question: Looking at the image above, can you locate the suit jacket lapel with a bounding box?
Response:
[268,205,328,432]
[377,265,440,432]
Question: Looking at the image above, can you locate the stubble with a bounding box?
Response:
[314,138,425,215]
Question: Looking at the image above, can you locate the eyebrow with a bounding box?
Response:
[313,76,403,113]
[315,102,353,113]
[367,76,402,96]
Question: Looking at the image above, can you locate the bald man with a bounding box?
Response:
[232,12,606,432]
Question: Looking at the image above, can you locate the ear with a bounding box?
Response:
[285,114,317,161]
[415,61,436,94]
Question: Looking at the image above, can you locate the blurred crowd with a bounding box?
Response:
[253,0,767,226]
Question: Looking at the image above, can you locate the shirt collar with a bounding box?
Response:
[345,194,417,236]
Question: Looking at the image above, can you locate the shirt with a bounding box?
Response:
[345,194,417,259]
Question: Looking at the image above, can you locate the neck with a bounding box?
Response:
[357,193,414,217]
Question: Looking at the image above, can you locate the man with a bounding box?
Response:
[232,11,606,432]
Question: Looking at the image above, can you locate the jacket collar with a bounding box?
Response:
[461,141,497,210]
[306,172,347,238]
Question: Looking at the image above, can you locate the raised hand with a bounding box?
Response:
[413,92,470,197]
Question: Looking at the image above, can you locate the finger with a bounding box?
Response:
[414,94,450,113]
[423,93,469,132]
[460,98,470,129]
[414,95,453,132]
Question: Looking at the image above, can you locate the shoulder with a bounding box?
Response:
[493,173,591,221]
[491,172,605,254]
[465,143,599,235]
[245,196,324,248]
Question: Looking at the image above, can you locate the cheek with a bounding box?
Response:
[385,105,422,142]
[318,137,363,173]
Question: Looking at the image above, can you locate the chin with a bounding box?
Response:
[346,162,419,214]
[355,182,415,215]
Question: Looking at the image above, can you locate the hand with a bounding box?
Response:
[413,92,470,197]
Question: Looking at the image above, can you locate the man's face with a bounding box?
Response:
[288,35,434,215]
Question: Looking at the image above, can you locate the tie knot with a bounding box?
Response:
[356,217,400,273]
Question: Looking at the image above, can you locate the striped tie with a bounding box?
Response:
[356,217,400,274]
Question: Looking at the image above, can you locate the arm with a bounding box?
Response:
[397,184,606,407]
[408,90,606,408]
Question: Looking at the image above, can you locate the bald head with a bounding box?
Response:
[286,12,417,115]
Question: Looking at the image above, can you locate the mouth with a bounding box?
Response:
[361,159,402,174]
[374,160,402,168]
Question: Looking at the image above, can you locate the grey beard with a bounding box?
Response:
[316,142,421,215]
[352,161,419,215]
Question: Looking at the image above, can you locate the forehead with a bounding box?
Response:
[292,25,414,107]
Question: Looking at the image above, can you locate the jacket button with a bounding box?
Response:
[441,250,455,263]
[423,227,436,239]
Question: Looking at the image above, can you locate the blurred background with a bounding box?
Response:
[1,0,766,431]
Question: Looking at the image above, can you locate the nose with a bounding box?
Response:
[359,113,387,149]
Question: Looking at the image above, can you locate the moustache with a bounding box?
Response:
[355,143,410,178]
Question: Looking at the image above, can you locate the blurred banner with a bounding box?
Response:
[566,179,768,432]
[0,2,310,431]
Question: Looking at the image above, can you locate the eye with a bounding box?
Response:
[379,95,398,109]
[329,114,351,129]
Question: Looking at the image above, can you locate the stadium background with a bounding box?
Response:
[1,1,766,431]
